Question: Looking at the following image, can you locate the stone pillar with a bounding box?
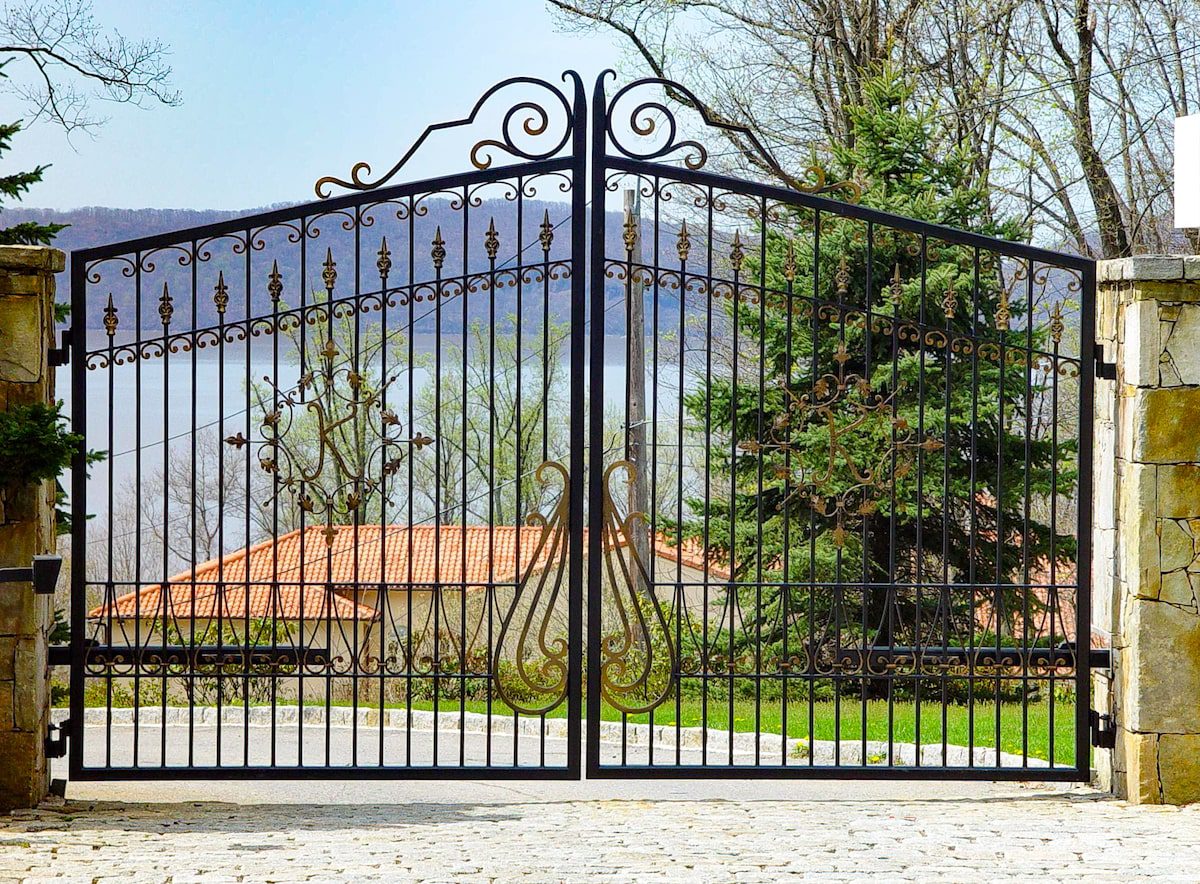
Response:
[0,245,63,811]
[1095,255,1200,804]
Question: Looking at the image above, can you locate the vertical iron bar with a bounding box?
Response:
[587,72,609,777]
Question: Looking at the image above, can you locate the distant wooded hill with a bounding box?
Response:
[5,203,671,336]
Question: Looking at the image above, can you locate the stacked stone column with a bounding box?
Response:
[0,245,63,811]
[1094,255,1200,804]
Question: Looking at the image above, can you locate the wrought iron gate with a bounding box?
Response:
[67,71,1096,781]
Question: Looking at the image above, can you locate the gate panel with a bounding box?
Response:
[69,74,587,778]
[587,75,1095,779]
[67,70,1096,782]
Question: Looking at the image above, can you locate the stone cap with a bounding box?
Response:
[1097,255,1200,283]
[0,245,65,274]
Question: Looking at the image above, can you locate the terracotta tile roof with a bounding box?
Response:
[90,525,729,621]
[91,580,381,623]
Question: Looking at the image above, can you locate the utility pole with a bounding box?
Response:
[624,188,650,583]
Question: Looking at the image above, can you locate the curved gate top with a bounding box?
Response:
[67,71,1096,782]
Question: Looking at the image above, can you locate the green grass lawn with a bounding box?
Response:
[338,694,1078,766]
[71,684,1078,766]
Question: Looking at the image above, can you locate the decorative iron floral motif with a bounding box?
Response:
[740,353,942,547]
[224,336,432,542]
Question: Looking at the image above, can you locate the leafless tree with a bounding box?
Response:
[549,0,1200,257]
[0,0,179,133]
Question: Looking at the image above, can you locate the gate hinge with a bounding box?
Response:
[45,719,69,759]
[48,328,71,367]
[1094,342,1117,381]
[1089,710,1116,749]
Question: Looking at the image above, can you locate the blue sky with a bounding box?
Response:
[7,0,625,209]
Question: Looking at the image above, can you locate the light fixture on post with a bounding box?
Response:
[0,554,63,596]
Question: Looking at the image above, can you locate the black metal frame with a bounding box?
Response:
[66,71,1095,782]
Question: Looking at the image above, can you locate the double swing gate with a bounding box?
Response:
[66,72,1098,781]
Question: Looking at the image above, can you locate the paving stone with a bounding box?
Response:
[0,785,1198,881]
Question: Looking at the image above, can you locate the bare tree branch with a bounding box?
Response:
[0,0,180,134]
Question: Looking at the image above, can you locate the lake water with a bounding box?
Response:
[60,331,696,524]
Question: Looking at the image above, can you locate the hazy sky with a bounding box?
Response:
[6,1,626,210]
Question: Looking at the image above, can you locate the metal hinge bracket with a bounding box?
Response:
[1089,710,1116,749]
[45,719,69,759]
[48,328,71,367]
[1094,342,1117,380]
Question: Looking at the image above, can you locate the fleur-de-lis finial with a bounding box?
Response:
[103,293,119,337]
[676,220,691,264]
[158,281,173,326]
[213,270,229,315]
[783,239,797,283]
[996,285,1011,331]
[376,237,392,280]
[889,263,903,309]
[622,207,638,253]
[943,276,957,319]
[835,255,850,297]
[431,226,446,271]
[539,209,554,252]
[1050,301,1065,344]
[730,230,745,273]
[484,217,500,260]
[268,259,283,305]
[322,248,337,293]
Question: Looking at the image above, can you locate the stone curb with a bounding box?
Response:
[53,706,1047,769]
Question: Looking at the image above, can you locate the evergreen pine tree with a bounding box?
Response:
[0,61,67,245]
[673,69,1077,684]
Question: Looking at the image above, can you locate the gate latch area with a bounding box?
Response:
[45,719,69,759]
[1094,342,1117,380]
[1089,710,1116,749]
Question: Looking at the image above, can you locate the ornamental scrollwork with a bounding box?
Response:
[315,73,581,198]
[493,460,571,716]
[598,460,676,715]
[224,335,432,544]
[738,346,943,547]
[603,74,861,201]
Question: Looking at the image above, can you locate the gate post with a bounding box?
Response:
[1094,255,1200,804]
[0,245,64,811]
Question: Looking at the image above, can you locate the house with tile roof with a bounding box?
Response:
[88,524,731,686]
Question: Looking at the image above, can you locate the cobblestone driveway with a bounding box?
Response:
[2,780,1199,882]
